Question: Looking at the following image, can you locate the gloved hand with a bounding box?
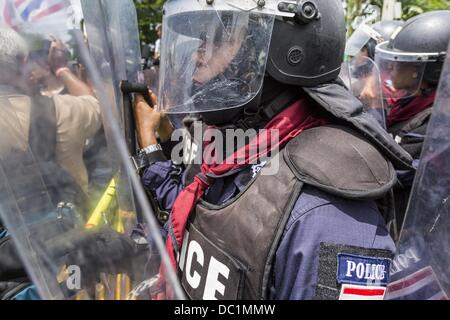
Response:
[45,226,149,276]
[0,231,33,300]
[0,235,28,283]
[6,216,157,294]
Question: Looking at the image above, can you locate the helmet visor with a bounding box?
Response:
[345,24,382,58]
[158,0,275,114]
[340,55,386,128]
[375,42,430,100]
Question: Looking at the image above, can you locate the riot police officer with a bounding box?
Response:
[342,20,405,129]
[374,11,450,230]
[376,11,450,159]
[133,0,414,300]
[131,0,418,299]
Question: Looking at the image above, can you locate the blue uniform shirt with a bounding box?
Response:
[141,160,396,300]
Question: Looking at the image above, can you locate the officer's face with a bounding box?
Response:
[359,47,369,59]
[390,62,421,91]
[191,37,242,86]
[351,50,370,69]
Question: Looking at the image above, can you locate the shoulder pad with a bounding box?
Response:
[284,125,397,200]
[303,81,414,171]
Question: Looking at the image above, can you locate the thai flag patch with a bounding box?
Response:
[339,284,387,300]
[337,254,391,286]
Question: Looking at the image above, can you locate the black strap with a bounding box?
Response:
[237,89,300,130]
[146,150,168,165]
[28,95,87,208]
[260,89,300,119]
[132,150,167,174]
[28,95,57,161]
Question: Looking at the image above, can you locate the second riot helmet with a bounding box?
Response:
[375,11,450,99]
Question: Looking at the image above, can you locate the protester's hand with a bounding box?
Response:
[48,36,70,73]
[359,75,380,109]
[134,92,174,147]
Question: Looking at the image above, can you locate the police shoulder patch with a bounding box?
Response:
[315,243,394,300]
[337,253,390,286]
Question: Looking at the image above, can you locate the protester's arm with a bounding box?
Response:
[48,38,94,97]
[55,68,94,97]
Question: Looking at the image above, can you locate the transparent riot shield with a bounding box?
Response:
[98,0,142,84]
[0,0,183,300]
[340,55,387,128]
[385,45,450,300]
[80,0,174,228]
[80,0,143,156]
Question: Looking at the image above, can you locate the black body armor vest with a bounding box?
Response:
[178,125,397,300]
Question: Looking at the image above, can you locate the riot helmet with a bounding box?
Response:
[158,0,346,125]
[372,20,405,42]
[375,11,450,100]
[345,20,404,60]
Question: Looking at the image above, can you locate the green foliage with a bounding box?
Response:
[134,0,165,44]
[346,0,450,35]
[400,0,450,20]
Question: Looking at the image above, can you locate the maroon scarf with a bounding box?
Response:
[156,99,330,299]
[387,90,436,127]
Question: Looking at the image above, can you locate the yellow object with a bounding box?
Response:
[85,179,117,229]
[84,177,135,300]
[75,290,89,300]
[95,283,106,300]
[113,210,132,299]
[114,210,125,234]
[122,275,131,300]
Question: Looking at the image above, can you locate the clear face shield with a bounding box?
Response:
[386,47,450,300]
[0,0,182,300]
[375,41,437,101]
[340,55,386,128]
[345,24,383,59]
[158,0,284,114]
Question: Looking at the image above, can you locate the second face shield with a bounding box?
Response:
[375,41,436,101]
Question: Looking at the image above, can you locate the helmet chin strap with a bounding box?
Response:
[200,74,299,130]
[200,86,303,164]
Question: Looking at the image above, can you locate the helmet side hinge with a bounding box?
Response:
[278,0,321,24]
